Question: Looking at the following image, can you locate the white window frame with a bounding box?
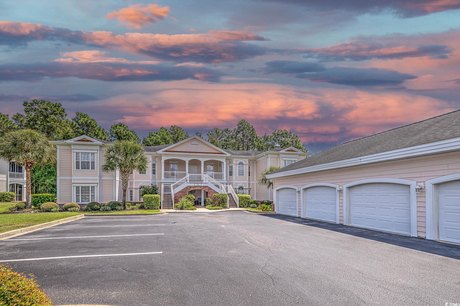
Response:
[152,162,156,175]
[9,162,23,173]
[75,151,96,170]
[283,159,297,167]
[238,161,245,176]
[74,184,97,204]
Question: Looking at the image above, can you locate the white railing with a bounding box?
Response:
[8,172,24,179]
[205,172,224,180]
[204,174,222,192]
[164,171,187,180]
[228,185,239,207]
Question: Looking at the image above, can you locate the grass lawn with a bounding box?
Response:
[245,208,274,213]
[0,212,81,233]
[0,202,16,214]
[84,210,162,215]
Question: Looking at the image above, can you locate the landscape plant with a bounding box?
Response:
[237,194,251,208]
[143,194,160,209]
[85,201,101,211]
[63,202,80,212]
[40,202,59,212]
[31,194,57,208]
[0,192,15,202]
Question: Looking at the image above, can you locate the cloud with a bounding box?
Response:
[304,43,451,61]
[107,3,169,29]
[260,0,460,17]
[265,60,325,73]
[0,21,267,63]
[0,61,221,82]
[55,50,160,64]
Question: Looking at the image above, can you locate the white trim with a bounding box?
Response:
[267,137,460,179]
[52,135,104,145]
[343,178,417,237]
[425,172,460,241]
[73,183,98,204]
[157,136,230,156]
[300,183,339,223]
[274,185,299,215]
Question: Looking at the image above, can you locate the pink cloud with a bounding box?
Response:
[107,3,170,29]
[403,0,460,14]
[55,50,159,64]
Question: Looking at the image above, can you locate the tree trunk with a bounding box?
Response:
[121,173,129,210]
[25,165,32,208]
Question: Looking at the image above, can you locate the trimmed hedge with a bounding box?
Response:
[85,201,101,211]
[40,202,59,212]
[32,194,56,208]
[206,205,224,210]
[259,204,272,211]
[8,202,26,212]
[63,202,81,212]
[0,265,52,306]
[175,196,196,210]
[210,193,228,208]
[237,194,251,208]
[107,201,123,211]
[0,192,15,202]
[143,194,160,210]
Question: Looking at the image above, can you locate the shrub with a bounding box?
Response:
[260,200,273,205]
[259,204,272,211]
[0,264,52,306]
[40,202,59,212]
[143,194,160,210]
[139,184,159,196]
[206,205,224,210]
[184,194,195,203]
[85,201,101,211]
[107,201,123,211]
[175,197,196,210]
[209,193,227,208]
[249,203,258,208]
[63,202,80,212]
[237,194,251,208]
[99,204,112,211]
[31,194,56,208]
[8,202,26,212]
[205,198,213,206]
[0,192,15,202]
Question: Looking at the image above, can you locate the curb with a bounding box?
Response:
[0,214,85,240]
[84,213,165,217]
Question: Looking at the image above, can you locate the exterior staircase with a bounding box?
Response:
[162,184,173,209]
[228,194,237,208]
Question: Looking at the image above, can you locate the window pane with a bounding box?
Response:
[90,186,95,202]
[238,162,244,176]
[229,165,233,176]
[76,186,81,202]
[81,186,90,202]
[152,163,156,175]
[75,152,80,169]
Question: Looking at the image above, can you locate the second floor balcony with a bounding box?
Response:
[162,158,227,182]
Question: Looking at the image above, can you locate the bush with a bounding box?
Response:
[0,192,15,202]
[107,201,123,211]
[143,194,160,209]
[40,202,59,212]
[0,264,52,306]
[99,204,112,211]
[259,204,272,211]
[206,205,224,210]
[31,194,56,208]
[208,193,227,208]
[175,197,196,210]
[205,198,213,206]
[184,194,195,203]
[8,202,26,212]
[260,200,273,205]
[249,203,258,208]
[139,184,159,196]
[85,201,101,211]
[63,202,80,212]
[237,194,251,208]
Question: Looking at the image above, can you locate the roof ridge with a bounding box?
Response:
[343,109,459,145]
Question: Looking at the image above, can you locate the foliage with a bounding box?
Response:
[260,166,280,189]
[205,205,224,210]
[233,119,260,150]
[63,202,81,212]
[0,129,55,207]
[237,194,251,208]
[261,129,305,152]
[174,196,196,210]
[249,203,258,208]
[107,201,123,211]
[206,128,235,149]
[143,194,161,209]
[259,204,272,211]
[99,204,112,211]
[109,123,140,142]
[8,202,26,212]
[12,100,76,140]
[0,264,53,306]
[184,194,195,203]
[40,202,59,212]
[31,194,57,208]
[103,141,147,209]
[139,184,159,196]
[0,192,15,202]
[142,125,189,146]
[209,193,227,208]
[31,164,56,194]
[72,112,109,141]
[85,201,101,211]
[0,113,17,137]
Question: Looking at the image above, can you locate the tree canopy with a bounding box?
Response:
[73,112,109,141]
[142,125,189,146]
[109,123,140,143]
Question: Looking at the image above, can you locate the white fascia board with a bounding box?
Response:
[267,137,460,179]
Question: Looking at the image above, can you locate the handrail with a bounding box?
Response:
[204,174,221,191]
[228,185,239,207]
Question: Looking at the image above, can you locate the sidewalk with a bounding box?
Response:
[162,208,245,213]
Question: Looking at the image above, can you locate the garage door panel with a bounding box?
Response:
[277,188,297,217]
[349,183,411,235]
[438,181,460,244]
[303,186,336,223]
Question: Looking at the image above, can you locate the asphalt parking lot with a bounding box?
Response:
[0,211,459,306]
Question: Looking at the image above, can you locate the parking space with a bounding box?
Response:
[0,211,459,306]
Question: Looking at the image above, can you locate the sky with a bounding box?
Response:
[1,0,460,152]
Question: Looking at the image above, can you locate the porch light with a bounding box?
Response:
[416,183,425,193]
[336,186,343,191]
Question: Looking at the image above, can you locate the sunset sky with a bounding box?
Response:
[1,1,460,152]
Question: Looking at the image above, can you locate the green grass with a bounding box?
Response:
[0,202,19,214]
[245,208,274,213]
[205,206,225,210]
[84,210,162,215]
[0,212,80,233]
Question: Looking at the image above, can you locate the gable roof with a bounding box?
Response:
[53,135,106,145]
[157,136,230,155]
[270,109,460,177]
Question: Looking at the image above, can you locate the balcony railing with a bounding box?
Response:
[205,172,224,180]
[164,171,225,181]
[164,171,187,180]
[8,172,24,179]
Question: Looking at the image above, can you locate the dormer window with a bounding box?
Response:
[75,152,96,170]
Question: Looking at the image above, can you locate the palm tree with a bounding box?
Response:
[260,166,280,190]
[0,129,54,208]
[103,141,147,209]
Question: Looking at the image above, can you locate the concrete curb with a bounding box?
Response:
[0,214,85,240]
[84,213,165,217]
[163,208,246,213]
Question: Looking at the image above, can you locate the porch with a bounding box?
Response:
[162,158,226,182]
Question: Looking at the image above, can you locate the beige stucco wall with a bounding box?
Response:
[272,151,460,238]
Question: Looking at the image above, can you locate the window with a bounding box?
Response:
[75,152,96,170]
[75,185,96,203]
[206,164,214,173]
[129,189,134,201]
[229,165,233,176]
[139,168,146,175]
[238,186,244,194]
[248,165,251,177]
[238,161,244,176]
[169,162,178,172]
[9,184,23,201]
[9,162,23,173]
[283,159,297,167]
[152,162,156,175]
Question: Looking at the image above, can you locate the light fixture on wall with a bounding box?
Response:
[336,186,343,191]
[416,183,425,193]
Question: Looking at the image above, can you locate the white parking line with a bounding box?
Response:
[82,224,168,228]
[0,251,163,263]
[7,233,164,241]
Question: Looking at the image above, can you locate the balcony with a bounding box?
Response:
[164,171,187,181]
[8,172,24,180]
[163,171,225,182]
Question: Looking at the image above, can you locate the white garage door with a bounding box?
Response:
[277,188,297,216]
[303,186,337,222]
[349,183,411,235]
[437,181,460,244]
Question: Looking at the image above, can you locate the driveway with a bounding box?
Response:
[0,211,459,306]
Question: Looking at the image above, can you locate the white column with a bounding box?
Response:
[201,160,204,175]
[222,159,227,181]
[186,159,189,176]
[161,158,165,180]
[201,189,204,206]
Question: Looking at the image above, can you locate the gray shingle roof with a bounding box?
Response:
[276,110,460,173]
[143,144,170,152]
